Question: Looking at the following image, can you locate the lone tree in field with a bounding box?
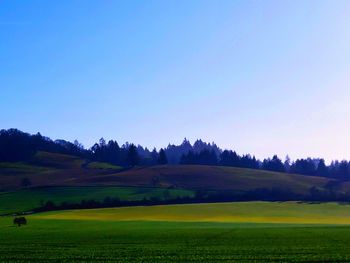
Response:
[21,177,31,188]
[158,148,168,165]
[13,217,27,227]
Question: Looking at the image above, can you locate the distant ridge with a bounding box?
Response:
[1,128,350,180]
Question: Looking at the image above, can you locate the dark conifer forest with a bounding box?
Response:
[1,128,350,181]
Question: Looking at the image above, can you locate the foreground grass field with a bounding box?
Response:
[2,202,350,262]
[3,219,350,262]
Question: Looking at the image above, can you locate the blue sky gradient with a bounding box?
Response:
[1,0,350,161]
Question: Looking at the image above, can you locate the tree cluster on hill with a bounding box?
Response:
[89,139,167,167]
[0,129,168,167]
[2,128,350,180]
[180,149,218,165]
[166,139,221,164]
[219,150,260,169]
[0,129,86,162]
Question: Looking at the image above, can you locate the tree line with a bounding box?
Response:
[2,129,350,180]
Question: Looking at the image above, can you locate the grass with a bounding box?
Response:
[33,201,350,224]
[0,156,340,197]
[31,151,85,169]
[4,152,350,261]
[2,202,350,262]
[0,162,55,175]
[0,152,122,190]
[0,186,194,215]
[0,162,52,172]
[83,165,332,195]
[87,162,123,170]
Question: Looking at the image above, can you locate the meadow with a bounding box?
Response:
[2,202,350,262]
[32,201,350,224]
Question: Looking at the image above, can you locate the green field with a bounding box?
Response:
[0,186,194,215]
[2,202,350,262]
[33,201,350,224]
[3,152,350,261]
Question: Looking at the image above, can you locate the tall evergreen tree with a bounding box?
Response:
[262,155,285,172]
[315,159,328,177]
[127,144,139,167]
[158,148,168,165]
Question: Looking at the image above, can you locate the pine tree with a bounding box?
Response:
[158,148,168,165]
[127,144,139,167]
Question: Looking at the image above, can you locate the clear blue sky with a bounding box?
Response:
[1,0,350,161]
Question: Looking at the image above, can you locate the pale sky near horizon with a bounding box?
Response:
[1,0,350,162]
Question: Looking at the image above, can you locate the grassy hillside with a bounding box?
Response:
[0,186,194,215]
[31,151,85,169]
[0,151,122,190]
[33,201,350,224]
[86,162,122,170]
[79,165,332,195]
[1,151,348,204]
[1,153,334,195]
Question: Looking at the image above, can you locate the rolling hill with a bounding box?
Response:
[0,151,333,193]
[0,151,122,190]
[1,150,349,215]
[80,165,332,195]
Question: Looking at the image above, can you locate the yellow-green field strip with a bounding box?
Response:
[32,201,350,224]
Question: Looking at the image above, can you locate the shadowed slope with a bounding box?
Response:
[79,165,331,195]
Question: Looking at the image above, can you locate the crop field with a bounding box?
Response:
[0,186,194,215]
[2,202,350,262]
[32,201,350,224]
